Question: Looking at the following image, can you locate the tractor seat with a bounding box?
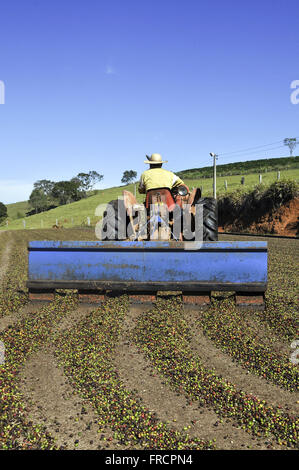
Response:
[145,188,176,211]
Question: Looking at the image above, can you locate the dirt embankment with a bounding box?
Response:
[219,197,299,237]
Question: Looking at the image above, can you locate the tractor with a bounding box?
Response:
[100,185,218,242]
[26,185,267,309]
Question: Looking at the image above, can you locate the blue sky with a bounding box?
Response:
[0,0,298,203]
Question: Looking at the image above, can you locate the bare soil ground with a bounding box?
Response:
[184,307,299,416]
[19,305,122,450]
[219,197,299,237]
[0,229,298,451]
[114,306,285,450]
[13,302,294,450]
[248,198,299,237]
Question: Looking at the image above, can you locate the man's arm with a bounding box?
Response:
[138,174,146,194]
[172,174,185,188]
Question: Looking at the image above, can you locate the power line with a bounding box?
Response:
[198,159,213,166]
[198,145,285,167]
[188,146,284,170]
[218,140,283,156]
[185,137,297,172]
[218,145,286,162]
[217,136,299,158]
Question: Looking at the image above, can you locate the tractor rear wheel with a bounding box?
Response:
[101,199,133,240]
[191,197,218,241]
[200,197,218,241]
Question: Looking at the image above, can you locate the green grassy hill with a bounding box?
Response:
[2,183,144,231]
[6,200,30,220]
[1,157,298,231]
[177,155,299,179]
[184,168,299,195]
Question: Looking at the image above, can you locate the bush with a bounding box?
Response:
[264,179,298,209]
[0,202,7,223]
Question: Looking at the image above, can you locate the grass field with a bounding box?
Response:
[0,228,298,450]
[2,168,299,231]
[177,155,299,179]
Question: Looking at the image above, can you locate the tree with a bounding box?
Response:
[89,170,104,188]
[75,171,104,194]
[29,179,55,213]
[33,179,55,195]
[0,202,7,223]
[121,170,137,184]
[29,188,49,214]
[284,138,297,157]
[28,171,104,214]
[51,180,82,205]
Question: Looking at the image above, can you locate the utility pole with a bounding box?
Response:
[210,152,218,199]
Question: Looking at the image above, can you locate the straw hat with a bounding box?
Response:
[144,153,168,164]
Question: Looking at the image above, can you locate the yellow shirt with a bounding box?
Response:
[138,168,184,194]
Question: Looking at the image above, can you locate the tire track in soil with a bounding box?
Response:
[19,304,121,450]
[184,306,299,416]
[114,305,283,450]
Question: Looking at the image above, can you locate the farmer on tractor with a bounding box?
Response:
[101,153,218,242]
[138,153,187,194]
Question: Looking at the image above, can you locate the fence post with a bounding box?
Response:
[23,220,26,229]
[259,174,262,183]
[87,217,90,226]
[277,171,280,180]
[224,180,227,191]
